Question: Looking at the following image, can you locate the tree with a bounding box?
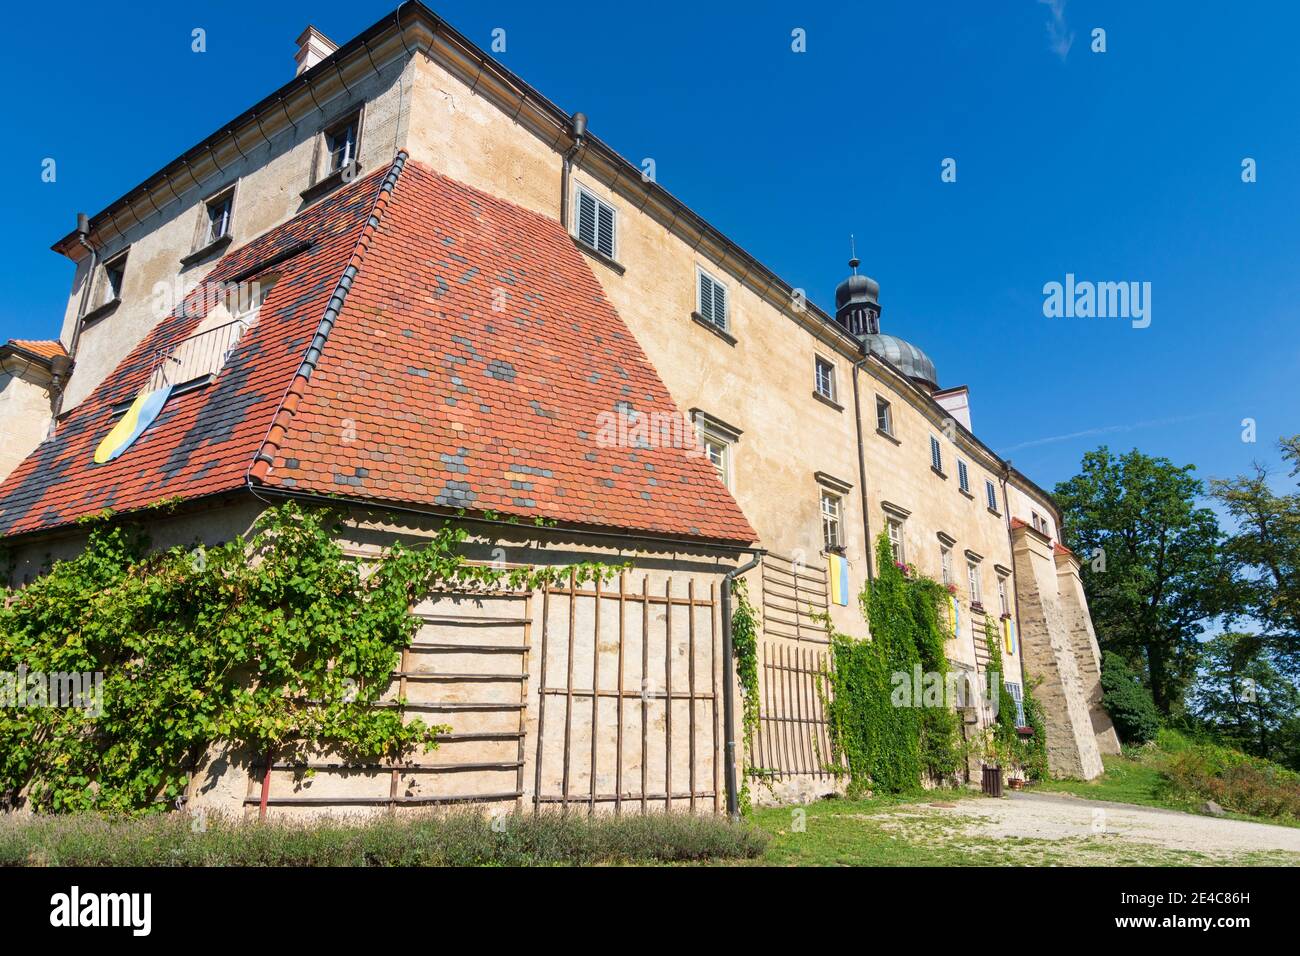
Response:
[1054,447,1232,714]
[1099,651,1161,744]
[1209,435,1300,675]
[1189,632,1300,770]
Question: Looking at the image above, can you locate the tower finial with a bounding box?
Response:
[848,234,860,273]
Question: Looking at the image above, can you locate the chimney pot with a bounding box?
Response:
[295,25,338,76]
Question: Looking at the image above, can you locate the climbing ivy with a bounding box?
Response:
[982,618,1049,780]
[0,502,612,814]
[824,534,960,795]
[729,577,767,813]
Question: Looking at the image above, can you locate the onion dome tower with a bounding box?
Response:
[834,254,939,392]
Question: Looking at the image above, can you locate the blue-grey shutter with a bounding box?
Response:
[577,190,598,249]
[596,200,615,257]
[931,437,941,471]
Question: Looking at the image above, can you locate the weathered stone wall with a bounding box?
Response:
[1055,552,1122,755]
[1012,524,1104,779]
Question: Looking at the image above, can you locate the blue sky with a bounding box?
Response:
[2,0,1296,500]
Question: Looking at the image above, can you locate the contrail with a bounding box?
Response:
[998,414,1213,454]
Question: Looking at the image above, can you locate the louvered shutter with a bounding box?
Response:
[596,201,615,257]
[577,190,598,249]
[699,272,727,329]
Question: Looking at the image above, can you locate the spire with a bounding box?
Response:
[849,235,859,274]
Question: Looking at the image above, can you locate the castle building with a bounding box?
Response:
[0,5,1118,815]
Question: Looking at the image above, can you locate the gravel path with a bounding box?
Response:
[926,791,1300,857]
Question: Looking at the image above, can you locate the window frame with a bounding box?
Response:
[886,516,906,564]
[821,488,844,553]
[574,183,618,261]
[957,459,970,494]
[998,575,1010,616]
[930,435,944,474]
[814,355,837,402]
[876,396,894,435]
[696,265,730,332]
[95,250,129,309]
[967,562,982,605]
[985,479,999,512]
[701,431,731,488]
[306,105,365,194]
[940,544,953,587]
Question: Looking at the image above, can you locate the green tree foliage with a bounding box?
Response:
[825,535,959,793]
[1054,446,1232,714]
[1189,633,1300,771]
[1209,435,1300,675]
[0,503,610,814]
[1100,651,1162,744]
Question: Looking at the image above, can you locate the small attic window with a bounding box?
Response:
[95,251,128,308]
[325,114,359,174]
[204,189,234,245]
[574,185,616,259]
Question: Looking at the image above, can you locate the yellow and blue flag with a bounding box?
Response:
[828,553,849,606]
[1003,617,1016,656]
[94,384,173,464]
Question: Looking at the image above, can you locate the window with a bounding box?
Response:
[575,186,616,259]
[821,490,843,552]
[940,545,953,587]
[325,113,359,174]
[876,397,893,435]
[697,267,729,331]
[97,251,128,307]
[1004,681,1026,726]
[998,575,1010,616]
[203,189,234,246]
[1031,511,1050,536]
[957,459,970,493]
[985,479,998,511]
[814,356,836,401]
[930,435,943,473]
[886,517,905,564]
[703,433,729,487]
[967,562,982,604]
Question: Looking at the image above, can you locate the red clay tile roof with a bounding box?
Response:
[0,157,755,545]
[252,160,754,542]
[1009,517,1028,530]
[0,169,389,537]
[4,339,68,362]
[1053,541,1073,556]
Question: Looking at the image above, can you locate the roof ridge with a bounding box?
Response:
[247,151,408,485]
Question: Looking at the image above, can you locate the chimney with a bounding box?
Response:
[294,25,338,76]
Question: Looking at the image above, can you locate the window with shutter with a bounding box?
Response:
[575,186,616,259]
[930,436,943,473]
[697,268,729,330]
[957,459,970,493]
[986,479,998,511]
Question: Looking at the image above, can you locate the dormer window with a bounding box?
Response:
[304,107,364,200]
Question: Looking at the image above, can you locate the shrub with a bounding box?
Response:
[0,809,768,867]
[1159,746,1300,821]
[1100,652,1161,744]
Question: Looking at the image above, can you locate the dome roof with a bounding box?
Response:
[835,271,880,312]
[862,333,939,391]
